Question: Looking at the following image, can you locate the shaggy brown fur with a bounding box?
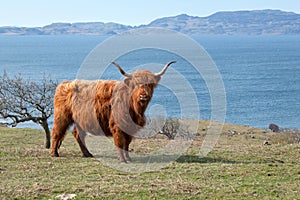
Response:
[51,62,175,162]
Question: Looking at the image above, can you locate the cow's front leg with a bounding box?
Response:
[124,134,133,162]
[123,150,132,163]
[117,148,127,163]
[112,130,129,163]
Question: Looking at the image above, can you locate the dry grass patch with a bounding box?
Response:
[0,121,299,199]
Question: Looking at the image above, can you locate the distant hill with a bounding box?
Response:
[1,9,300,35]
[0,22,131,35]
[147,10,300,35]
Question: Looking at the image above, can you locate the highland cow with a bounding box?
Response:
[51,61,175,162]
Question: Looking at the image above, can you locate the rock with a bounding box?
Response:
[0,123,7,127]
[56,194,77,200]
[269,123,279,132]
[227,130,236,135]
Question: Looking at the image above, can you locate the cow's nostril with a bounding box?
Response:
[139,95,148,101]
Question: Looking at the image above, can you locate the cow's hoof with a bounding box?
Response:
[119,160,127,164]
[51,153,59,157]
[83,153,94,158]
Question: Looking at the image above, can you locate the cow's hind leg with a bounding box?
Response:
[72,126,93,157]
[51,117,73,157]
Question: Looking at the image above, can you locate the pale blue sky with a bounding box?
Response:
[1,0,300,27]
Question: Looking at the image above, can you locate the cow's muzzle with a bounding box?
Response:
[139,94,149,101]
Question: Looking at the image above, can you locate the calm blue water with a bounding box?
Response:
[0,35,299,129]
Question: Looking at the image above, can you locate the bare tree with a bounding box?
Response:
[158,118,195,140]
[140,117,195,140]
[156,118,178,140]
[0,73,57,148]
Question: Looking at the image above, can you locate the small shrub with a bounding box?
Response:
[270,130,300,144]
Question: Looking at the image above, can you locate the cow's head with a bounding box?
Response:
[112,61,175,108]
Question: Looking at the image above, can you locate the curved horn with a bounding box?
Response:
[155,61,176,77]
[112,62,132,78]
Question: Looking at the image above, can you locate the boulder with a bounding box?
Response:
[269,123,279,132]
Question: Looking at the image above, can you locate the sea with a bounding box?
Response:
[0,35,299,130]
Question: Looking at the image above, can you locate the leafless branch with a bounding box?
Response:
[0,73,57,148]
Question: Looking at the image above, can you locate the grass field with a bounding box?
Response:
[0,121,299,199]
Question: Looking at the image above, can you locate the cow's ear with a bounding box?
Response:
[155,76,161,83]
[124,77,131,86]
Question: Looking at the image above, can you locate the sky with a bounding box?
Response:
[1,0,300,27]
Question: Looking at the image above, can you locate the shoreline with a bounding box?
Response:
[1,120,298,132]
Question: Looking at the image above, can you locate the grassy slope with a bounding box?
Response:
[0,121,299,199]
